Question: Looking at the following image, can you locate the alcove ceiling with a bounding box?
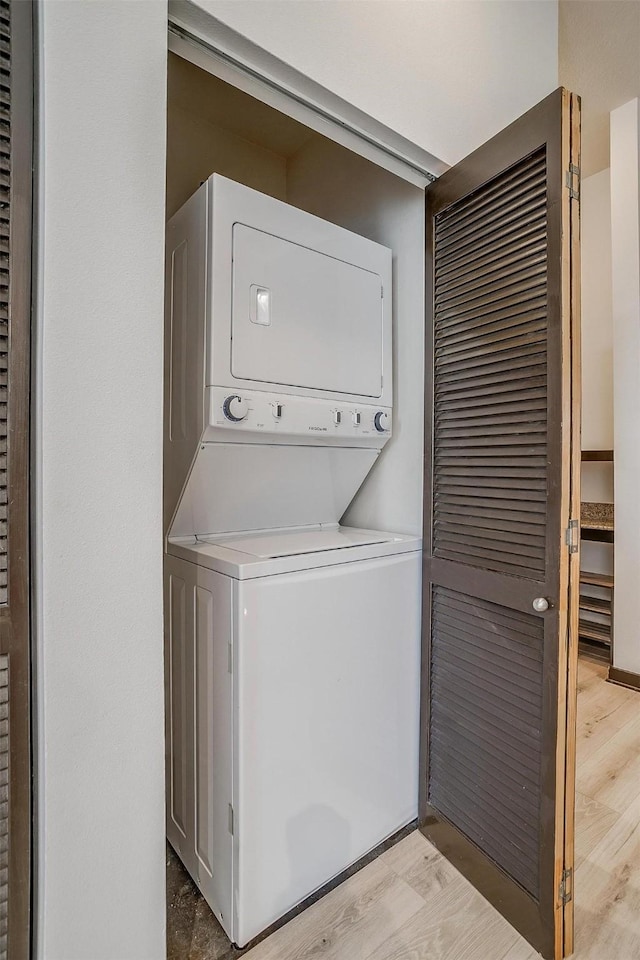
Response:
[559,0,640,177]
[168,53,315,158]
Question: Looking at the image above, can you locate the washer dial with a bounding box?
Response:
[373,411,389,432]
[223,395,249,422]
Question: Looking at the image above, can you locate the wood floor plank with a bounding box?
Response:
[499,939,541,960]
[572,792,640,959]
[380,830,462,901]
[362,875,522,960]
[575,657,609,700]
[576,686,640,756]
[577,660,636,709]
[574,791,620,867]
[242,857,425,960]
[578,656,634,702]
[579,790,640,879]
[576,713,640,813]
[576,657,607,691]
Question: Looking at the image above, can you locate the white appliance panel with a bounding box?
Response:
[231,224,383,397]
[169,443,378,540]
[164,187,208,529]
[167,572,190,843]
[206,176,393,409]
[167,526,421,580]
[212,527,396,559]
[206,387,391,445]
[233,550,421,946]
[165,557,234,935]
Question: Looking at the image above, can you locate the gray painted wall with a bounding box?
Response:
[35,1,168,956]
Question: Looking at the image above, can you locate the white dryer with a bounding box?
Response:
[164,175,422,947]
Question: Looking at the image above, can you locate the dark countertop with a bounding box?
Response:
[581,501,614,531]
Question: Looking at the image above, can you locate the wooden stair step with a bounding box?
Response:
[579,595,612,614]
[581,449,614,461]
[578,637,611,663]
[579,619,611,643]
[580,570,614,589]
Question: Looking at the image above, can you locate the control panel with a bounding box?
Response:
[207,386,392,442]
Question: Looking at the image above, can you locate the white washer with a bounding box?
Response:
[165,526,421,947]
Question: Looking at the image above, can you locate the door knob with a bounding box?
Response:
[532,597,549,612]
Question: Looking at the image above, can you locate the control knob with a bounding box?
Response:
[373,411,389,433]
[222,395,248,423]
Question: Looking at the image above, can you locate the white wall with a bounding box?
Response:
[580,169,614,577]
[192,0,559,166]
[167,106,287,217]
[559,0,640,178]
[286,139,425,536]
[36,2,168,957]
[581,170,614,458]
[610,99,640,675]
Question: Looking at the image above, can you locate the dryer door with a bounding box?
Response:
[231,224,384,397]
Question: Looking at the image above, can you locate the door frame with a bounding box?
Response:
[5,1,35,957]
[163,12,581,958]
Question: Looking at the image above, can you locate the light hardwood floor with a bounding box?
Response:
[244,657,640,960]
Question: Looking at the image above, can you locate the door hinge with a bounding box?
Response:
[566,164,580,200]
[559,867,573,905]
[228,803,234,835]
[228,642,233,674]
[565,519,579,554]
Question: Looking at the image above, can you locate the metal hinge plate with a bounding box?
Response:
[565,519,579,554]
[559,867,573,905]
[228,804,234,835]
[566,164,580,200]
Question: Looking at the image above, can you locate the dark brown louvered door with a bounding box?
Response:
[0,3,33,959]
[420,89,580,960]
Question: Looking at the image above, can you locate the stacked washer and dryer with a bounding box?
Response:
[164,174,421,947]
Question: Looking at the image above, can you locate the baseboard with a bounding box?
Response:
[608,665,640,692]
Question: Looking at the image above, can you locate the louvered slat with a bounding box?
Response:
[436,221,547,290]
[437,306,547,345]
[435,284,546,328]
[436,233,547,286]
[0,0,10,920]
[0,655,7,952]
[435,151,545,232]
[0,0,8,613]
[436,261,547,312]
[429,586,543,898]
[435,186,546,255]
[432,148,548,577]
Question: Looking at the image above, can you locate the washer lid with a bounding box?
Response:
[168,526,422,579]
[209,527,398,559]
[168,443,380,541]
